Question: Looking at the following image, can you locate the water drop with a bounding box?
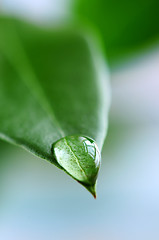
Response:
[52,135,100,197]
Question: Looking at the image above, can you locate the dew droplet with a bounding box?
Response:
[52,135,100,197]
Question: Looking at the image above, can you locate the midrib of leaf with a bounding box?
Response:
[0,20,65,139]
[64,137,88,180]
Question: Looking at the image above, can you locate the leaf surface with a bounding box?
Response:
[0,16,110,196]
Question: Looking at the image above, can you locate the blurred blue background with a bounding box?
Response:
[0,0,159,239]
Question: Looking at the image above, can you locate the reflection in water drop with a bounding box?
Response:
[52,135,101,197]
[82,138,100,167]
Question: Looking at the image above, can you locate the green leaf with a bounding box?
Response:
[74,0,159,65]
[0,15,110,196]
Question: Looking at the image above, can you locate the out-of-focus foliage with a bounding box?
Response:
[74,0,159,65]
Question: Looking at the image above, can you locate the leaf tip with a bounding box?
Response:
[53,135,100,197]
[83,182,97,199]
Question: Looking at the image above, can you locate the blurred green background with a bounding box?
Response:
[74,0,159,65]
[0,0,159,239]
